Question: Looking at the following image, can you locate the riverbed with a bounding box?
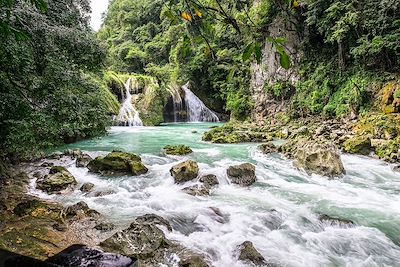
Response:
[30,123,400,266]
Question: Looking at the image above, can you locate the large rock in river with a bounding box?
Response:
[294,141,345,178]
[227,163,256,186]
[170,160,199,184]
[36,166,77,193]
[88,151,148,176]
[237,241,266,266]
[100,214,170,259]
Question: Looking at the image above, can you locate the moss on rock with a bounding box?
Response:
[163,145,193,156]
[88,151,148,175]
[343,136,372,155]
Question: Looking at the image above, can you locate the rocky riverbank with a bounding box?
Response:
[203,113,400,165]
[0,152,213,266]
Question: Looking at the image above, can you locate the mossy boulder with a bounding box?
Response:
[36,166,77,193]
[294,141,345,178]
[227,163,257,186]
[87,151,148,176]
[381,81,400,114]
[163,145,193,156]
[170,160,199,184]
[237,241,266,266]
[343,136,372,155]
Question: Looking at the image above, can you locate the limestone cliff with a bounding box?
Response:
[250,15,303,124]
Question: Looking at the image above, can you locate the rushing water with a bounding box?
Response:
[182,84,220,122]
[32,123,400,266]
[115,78,143,126]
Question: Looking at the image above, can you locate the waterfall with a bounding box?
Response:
[115,78,143,126]
[167,85,183,122]
[182,83,220,122]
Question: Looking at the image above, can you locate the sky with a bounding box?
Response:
[90,0,109,31]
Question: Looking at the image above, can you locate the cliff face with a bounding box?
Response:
[250,15,303,124]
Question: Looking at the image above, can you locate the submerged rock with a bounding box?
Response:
[182,184,210,196]
[80,182,95,193]
[237,241,266,266]
[170,160,199,184]
[163,145,193,156]
[293,141,345,178]
[319,214,355,226]
[76,154,93,168]
[88,151,148,176]
[36,166,77,193]
[343,136,372,155]
[393,165,400,172]
[227,163,256,186]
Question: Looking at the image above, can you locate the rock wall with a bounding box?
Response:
[250,15,303,124]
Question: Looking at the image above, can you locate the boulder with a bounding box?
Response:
[294,142,345,178]
[163,145,193,156]
[199,174,219,188]
[343,136,372,155]
[80,182,95,193]
[227,163,256,186]
[87,151,148,176]
[76,154,93,168]
[36,166,77,193]
[258,142,278,154]
[100,215,169,259]
[65,201,100,219]
[237,241,265,266]
[170,160,199,184]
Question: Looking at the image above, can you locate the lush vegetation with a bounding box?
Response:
[0,0,119,160]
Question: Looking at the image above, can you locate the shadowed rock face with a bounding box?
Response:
[46,245,135,267]
[227,163,257,186]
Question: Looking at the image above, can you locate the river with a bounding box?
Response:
[30,123,400,266]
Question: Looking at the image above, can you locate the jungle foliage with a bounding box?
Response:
[0,0,117,160]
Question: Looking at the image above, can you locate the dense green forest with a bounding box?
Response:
[1,0,399,160]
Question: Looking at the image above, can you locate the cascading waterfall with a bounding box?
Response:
[182,83,220,122]
[115,78,143,126]
[167,85,183,122]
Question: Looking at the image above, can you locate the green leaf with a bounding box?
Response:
[254,42,262,64]
[279,52,290,69]
[242,43,254,61]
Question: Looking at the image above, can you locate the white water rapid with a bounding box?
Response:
[30,124,400,266]
[182,83,220,122]
[115,78,143,126]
